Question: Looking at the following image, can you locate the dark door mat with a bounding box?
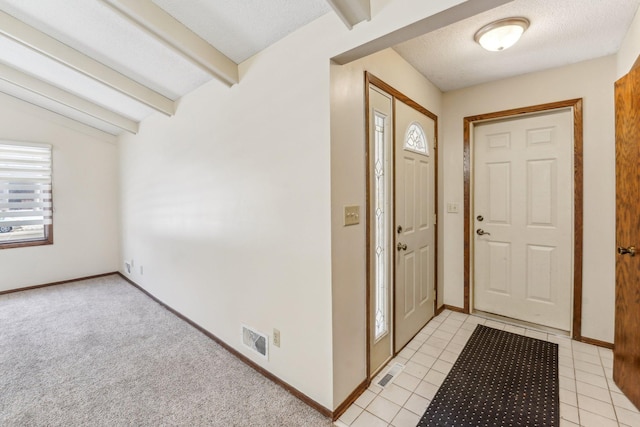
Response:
[417,324,559,427]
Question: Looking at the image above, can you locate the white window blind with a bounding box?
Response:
[0,142,52,230]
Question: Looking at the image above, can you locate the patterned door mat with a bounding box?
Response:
[417,324,559,427]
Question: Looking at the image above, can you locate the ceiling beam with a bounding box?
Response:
[0,10,174,116]
[326,0,371,30]
[332,0,513,64]
[0,62,139,134]
[0,91,117,142]
[102,0,239,87]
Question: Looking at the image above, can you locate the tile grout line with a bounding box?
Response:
[573,343,620,425]
[336,310,636,427]
[602,348,623,425]
[569,340,582,426]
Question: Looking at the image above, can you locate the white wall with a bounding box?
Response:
[117,0,474,410]
[617,6,640,77]
[119,33,335,409]
[330,48,443,405]
[442,55,617,343]
[0,92,119,292]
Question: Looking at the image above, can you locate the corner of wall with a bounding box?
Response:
[617,5,640,77]
[0,93,120,290]
[330,48,444,409]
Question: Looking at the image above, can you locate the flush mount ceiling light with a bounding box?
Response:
[474,17,530,51]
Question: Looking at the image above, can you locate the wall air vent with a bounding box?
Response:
[241,325,268,359]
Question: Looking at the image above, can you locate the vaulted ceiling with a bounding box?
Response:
[0,0,369,136]
[0,0,637,136]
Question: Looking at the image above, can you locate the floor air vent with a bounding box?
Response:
[241,325,268,359]
[377,363,404,388]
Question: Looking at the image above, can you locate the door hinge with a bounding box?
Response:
[433,214,437,225]
[432,288,437,300]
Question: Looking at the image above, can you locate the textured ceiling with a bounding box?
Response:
[0,0,638,136]
[0,0,212,100]
[152,0,332,63]
[0,36,154,120]
[393,0,640,92]
[0,0,334,136]
[0,78,123,135]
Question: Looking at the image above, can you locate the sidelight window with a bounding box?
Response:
[374,112,390,340]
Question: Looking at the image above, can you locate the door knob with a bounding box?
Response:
[617,246,636,257]
[397,242,407,251]
[476,229,491,236]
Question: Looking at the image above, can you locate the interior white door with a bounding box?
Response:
[395,100,436,349]
[473,110,573,330]
[368,85,393,375]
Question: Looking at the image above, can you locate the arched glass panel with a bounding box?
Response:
[404,122,428,155]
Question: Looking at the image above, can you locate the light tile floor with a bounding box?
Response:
[334,310,640,427]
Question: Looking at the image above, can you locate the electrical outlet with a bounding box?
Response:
[273,328,281,347]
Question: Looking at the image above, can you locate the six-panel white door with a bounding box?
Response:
[395,100,436,349]
[473,110,573,331]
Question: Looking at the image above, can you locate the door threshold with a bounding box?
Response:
[472,310,570,338]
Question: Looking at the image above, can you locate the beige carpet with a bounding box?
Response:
[0,275,331,426]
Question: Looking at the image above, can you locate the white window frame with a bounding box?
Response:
[0,141,53,249]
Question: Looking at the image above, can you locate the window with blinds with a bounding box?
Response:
[0,142,53,248]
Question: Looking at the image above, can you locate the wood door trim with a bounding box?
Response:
[364,72,372,381]
[581,337,614,350]
[367,74,438,122]
[443,304,466,314]
[633,54,640,71]
[365,72,439,377]
[463,98,584,340]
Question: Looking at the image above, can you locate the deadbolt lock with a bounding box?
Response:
[477,215,484,222]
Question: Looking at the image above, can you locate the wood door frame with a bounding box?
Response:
[463,99,584,340]
[365,72,439,377]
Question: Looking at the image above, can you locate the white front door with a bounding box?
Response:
[473,109,573,331]
[394,99,436,349]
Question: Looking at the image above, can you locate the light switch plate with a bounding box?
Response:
[344,205,360,226]
[447,203,459,213]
